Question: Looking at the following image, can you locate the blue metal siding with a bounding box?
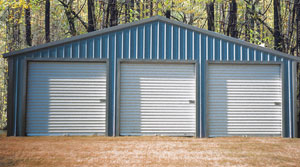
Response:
[187,30,193,60]
[284,59,289,137]
[102,35,108,59]
[235,44,240,61]
[159,22,164,59]
[200,34,207,136]
[166,24,171,60]
[214,39,220,61]
[10,20,296,137]
[94,37,100,59]
[123,30,129,59]
[13,57,19,136]
[180,28,185,60]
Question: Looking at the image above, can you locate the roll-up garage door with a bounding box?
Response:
[207,64,282,137]
[26,62,107,136]
[120,63,196,136]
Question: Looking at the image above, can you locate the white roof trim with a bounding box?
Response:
[3,15,300,61]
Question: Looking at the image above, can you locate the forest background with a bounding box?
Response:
[0,0,300,129]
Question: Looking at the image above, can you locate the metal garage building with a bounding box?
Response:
[4,16,299,137]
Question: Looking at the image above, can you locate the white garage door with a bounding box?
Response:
[26,62,107,136]
[207,64,282,137]
[120,63,196,136]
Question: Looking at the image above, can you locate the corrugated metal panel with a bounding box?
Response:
[26,62,107,136]
[207,64,282,137]
[120,63,196,136]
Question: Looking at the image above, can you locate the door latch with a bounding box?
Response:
[274,102,281,106]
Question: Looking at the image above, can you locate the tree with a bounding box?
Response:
[62,0,77,36]
[206,1,215,31]
[220,3,226,34]
[273,0,284,51]
[227,0,238,38]
[109,0,118,26]
[136,0,140,20]
[149,0,153,16]
[165,10,171,19]
[244,0,255,42]
[295,0,300,104]
[244,1,250,41]
[250,1,255,40]
[100,0,107,28]
[88,0,96,32]
[58,0,88,35]
[296,0,300,57]
[7,1,22,51]
[25,0,32,46]
[125,0,130,23]
[45,0,50,43]
[131,0,135,19]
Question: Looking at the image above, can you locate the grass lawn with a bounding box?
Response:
[1,133,300,167]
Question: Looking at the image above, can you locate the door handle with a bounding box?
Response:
[100,99,106,103]
[189,100,195,104]
[274,102,281,106]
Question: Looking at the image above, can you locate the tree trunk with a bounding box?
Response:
[150,0,153,16]
[131,0,134,20]
[296,0,300,128]
[245,3,250,41]
[227,0,238,38]
[6,8,14,51]
[297,0,300,57]
[274,0,284,51]
[88,0,96,32]
[221,3,226,34]
[256,20,261,42]
[250,0,255,40]
[188,0,195,25]
[9,1,22,51]
[142,0,145,18]
[155,0,160,16]
[165,10,171,19]
[206,1,215,31]
[25,0,32,46]
[5,9,11,52]
[136,0,140,20]
[286,0,293,52]
[105,0,110,28]
[64,1,77,36]
[45,0,50,43]
[101,0,106,29]
[109,0,118,26]
[58,0,88,31]
[125,0,130,23]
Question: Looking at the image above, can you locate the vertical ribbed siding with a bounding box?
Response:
[13,57,19,136]
[10,20,296,137]
[207,64,282,137]
[26,62,107,136]
[120,63,196,136]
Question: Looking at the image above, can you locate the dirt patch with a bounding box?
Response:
[0,136,300,167]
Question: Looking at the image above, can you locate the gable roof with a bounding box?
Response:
[3,15,300,61]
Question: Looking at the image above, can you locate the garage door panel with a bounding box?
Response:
[26,62,107,136]
[208,64,282,137]
[120,63,196,136]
